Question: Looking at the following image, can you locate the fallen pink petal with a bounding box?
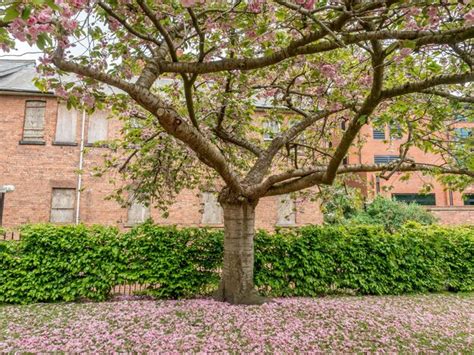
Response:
[1,294,472,352]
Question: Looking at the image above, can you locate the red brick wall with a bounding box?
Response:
[0,94,323,230]
[0,94,472,229]
[428,207,474,225]
[354,124,474,208]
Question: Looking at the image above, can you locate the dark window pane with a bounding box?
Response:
[454,114,467,122]
[463,194,474,206]
[373,128,385,140]
[392,193,436,206]
[454,128,472,140]
[374,155,400,165]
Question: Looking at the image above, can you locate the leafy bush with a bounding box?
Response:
[349,196,437,232]
[0,222,472,304]
[323,194,437,232]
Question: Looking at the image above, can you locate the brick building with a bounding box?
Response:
[0,59,473,229]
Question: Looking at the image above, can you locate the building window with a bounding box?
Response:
[201,192,223,225]
[392,193,436,206]
[463,194,474,206]
[55,103,78,144]
[374,155,400,165]
[277,194,296,226]
[454,114,467,122]
[127,200,150,225]
[22,100,46,143]
[453,128,472,140]
[263,121,281,141]
[50,188,75,223]
[373,127,385,140]
[87,111,108,144]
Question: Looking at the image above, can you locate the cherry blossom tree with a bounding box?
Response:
[1,0,473,304]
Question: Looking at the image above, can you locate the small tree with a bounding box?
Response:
[1,0,473,304]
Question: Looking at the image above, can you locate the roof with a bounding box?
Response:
[0,59,273,108]
[0,59,44,94]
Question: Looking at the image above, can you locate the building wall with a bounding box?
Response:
[0,94,324,230]
[0,93,472,229]
[352,124,474,212]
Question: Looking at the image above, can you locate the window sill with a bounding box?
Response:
[84,143,109,148]
[19,140,46,145]
[200,224,224,229]
[53,141,78,146]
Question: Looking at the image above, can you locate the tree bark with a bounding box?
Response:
[214,196,264,305]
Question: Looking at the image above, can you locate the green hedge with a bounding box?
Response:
[0,222,472,304]
[255,223,473,296]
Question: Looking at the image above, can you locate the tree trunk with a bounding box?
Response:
[214,198,264,304]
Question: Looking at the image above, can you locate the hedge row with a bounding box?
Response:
[0,222,472,304]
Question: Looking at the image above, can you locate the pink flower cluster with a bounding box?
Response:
[0,294,471,352]
[6,0,87,45]
[249,0,316,13]
[464,9,474,26]
[180,0,206,8]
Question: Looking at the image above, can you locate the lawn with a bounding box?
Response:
[0,293,472,352]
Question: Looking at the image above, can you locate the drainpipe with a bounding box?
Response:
[0,185,15,227]
[75,110,86,225]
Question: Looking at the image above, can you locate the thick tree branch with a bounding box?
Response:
[320,34,385,186]
[244,107,348,186]
[263,163,474,196]
[381,72,474,99]
[450,43,473,68]
[214,128,263,157]
[137,0,178,62]
[422,89,474,103]
[157,26,474,74]
[52,51,243,194]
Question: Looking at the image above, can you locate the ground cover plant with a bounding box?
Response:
[0,293,472,352]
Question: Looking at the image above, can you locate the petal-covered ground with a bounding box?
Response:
[0,293,472,352]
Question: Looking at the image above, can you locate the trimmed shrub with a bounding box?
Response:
[255,223,473,296]
[0,222,472,304]
[119,223,223,298]
[0,224,122,304]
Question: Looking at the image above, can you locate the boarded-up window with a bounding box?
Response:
[263,121,281,141]
[50,188,75,223]
[277,194,296,226]
[23,100,46,142]
[55,103,77,143]
[127,201,150,225]
[201,192,223,225]
[87,111,108,144]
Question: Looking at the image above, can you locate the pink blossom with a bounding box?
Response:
[464,9,474,26]
[320,64,337,79]
[37,9,53,23]
[181,0,197,8]
[61,18,78,32]
[304,0,316,10]
[54,86,68,98]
